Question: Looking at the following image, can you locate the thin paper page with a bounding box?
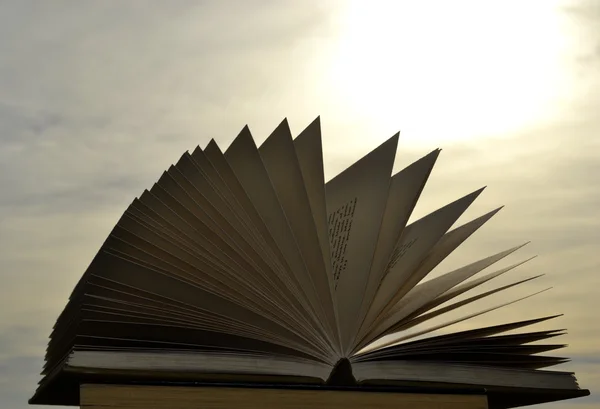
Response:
[184,148,326,341]
[353,149,439,348]
[369,244,529,342]
[188,147,293,286]
[169,157,312,329]
[387,207,503,303]
[432,256,537,307]
[392,274,544,333]
[360,188,484,343]
[402,243,529,310]
[203,140,329,342]
[373,288,551,348]
[325,134,398,355]
[202,141,314,302]
[117,205,322,344]
[224,126,330,341]
[293,117,335,310]
[259,119,339,350]
[86,251,317,355]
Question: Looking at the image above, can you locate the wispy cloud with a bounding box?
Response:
[0,1,598,408]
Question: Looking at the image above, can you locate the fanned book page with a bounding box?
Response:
[30,118,589,408]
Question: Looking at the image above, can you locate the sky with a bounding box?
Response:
[0,0,598,408]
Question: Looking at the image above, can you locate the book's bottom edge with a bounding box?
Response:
[29,369,590,408]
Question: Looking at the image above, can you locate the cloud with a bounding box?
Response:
[0,1,598,409]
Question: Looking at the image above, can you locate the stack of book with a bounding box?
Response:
[30,118,589,408]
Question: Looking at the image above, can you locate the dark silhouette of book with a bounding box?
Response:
[29,118,589,408]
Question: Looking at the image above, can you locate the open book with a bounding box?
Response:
[29,118,589,408]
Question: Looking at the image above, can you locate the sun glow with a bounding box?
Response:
[327,0,572,146]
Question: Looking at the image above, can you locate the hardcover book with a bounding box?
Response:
[29,118,589,408]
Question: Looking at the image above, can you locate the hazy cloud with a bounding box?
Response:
[0,1,598,408]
